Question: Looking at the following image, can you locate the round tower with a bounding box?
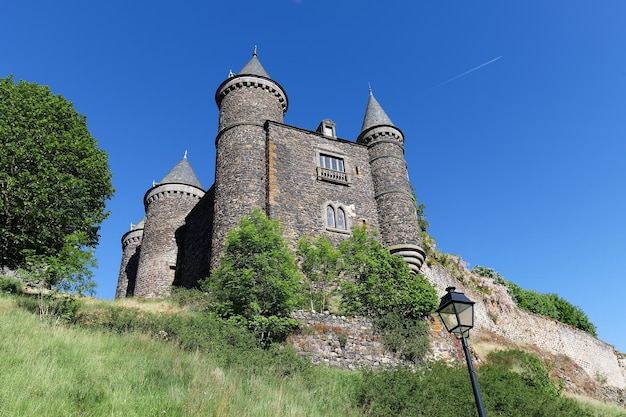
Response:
[116,219,144,298]
[133,154,205,298]
[357,90,425,272]
[211,48,288,268]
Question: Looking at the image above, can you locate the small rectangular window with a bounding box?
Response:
[319,154,345,172]
[316,152,351,185]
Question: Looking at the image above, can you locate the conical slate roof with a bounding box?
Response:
[361,90,395,132]
[159,153,203,189]
[238,47,270,78]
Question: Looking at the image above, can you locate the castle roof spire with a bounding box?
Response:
[360,87,395,132]
[159,154,203,189]
[238,46,271,78]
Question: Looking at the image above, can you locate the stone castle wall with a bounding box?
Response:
[289,310,467,370]
[174,185,215,288]
[266,122,380,245]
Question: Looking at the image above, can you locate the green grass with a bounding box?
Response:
[1,293,624,417]
[0,295,361,417]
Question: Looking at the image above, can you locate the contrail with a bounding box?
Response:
[432,56,502,89]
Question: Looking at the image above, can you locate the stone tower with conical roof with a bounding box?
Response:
[211,47,288,268]
[116,50,427,299]
[357,91,425,271]
[131,154,205,298]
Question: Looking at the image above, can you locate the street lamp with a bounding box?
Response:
[437,286,487,417]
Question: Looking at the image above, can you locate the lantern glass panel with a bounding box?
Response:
[457,303,474,329]
[438,304,459,333]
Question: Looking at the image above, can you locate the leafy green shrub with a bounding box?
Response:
[168,287,212,311]
[297,235,340,312]
[548,293,597,335]
[487,349,561,397]
[18,232,97,296]
[356,358,595,417]
[472,265,508,286]
[17,292,82,322]
[373,312,431,362]
[338,226,437,320]
[356,363,477,416]
[336,226,437,362]
[201,209,304,346]
[0,276,24,295]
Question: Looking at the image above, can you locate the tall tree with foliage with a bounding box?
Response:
[297,235,341,312]
[203,209,303,346]
[0,76,114,274]
[339,226,437,320]
[338,226,438,361]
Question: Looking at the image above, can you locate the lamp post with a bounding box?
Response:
[436,286,487,417]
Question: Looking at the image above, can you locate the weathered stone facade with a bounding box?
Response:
[266,122,380,245]
[116,50,424,297]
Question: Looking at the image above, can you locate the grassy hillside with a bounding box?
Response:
[0,295,360,416]
[1,292,624,417]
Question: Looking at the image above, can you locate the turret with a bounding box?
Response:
[133,154,205,298]
[115,218,144,298]
[210,48,288,268]
[357,90,425,271]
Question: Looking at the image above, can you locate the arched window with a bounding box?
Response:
[324,204,348,231]
[336,207,346,229]
[326,205,336,228]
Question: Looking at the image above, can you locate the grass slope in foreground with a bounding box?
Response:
[0,295,360,417]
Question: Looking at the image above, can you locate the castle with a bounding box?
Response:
[116,49,425,299]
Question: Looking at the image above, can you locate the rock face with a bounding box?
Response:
[422,262,626,390]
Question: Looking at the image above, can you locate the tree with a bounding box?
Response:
[338,226,437,320]
[203,209,303,345]
[19,231,97,296]
[296,235,340,312]
[0,76,114,271]
[337,226,438,361]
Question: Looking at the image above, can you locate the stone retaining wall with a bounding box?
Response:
[289,310,463,370]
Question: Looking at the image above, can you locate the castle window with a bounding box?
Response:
[326,206,336,228]
[317,153,350,185]
[336,208,346,229]
[324,203,349,232]
[320,154,344,172]
[316,119,337,138]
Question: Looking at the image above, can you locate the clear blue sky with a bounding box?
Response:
[3,1,625,352]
